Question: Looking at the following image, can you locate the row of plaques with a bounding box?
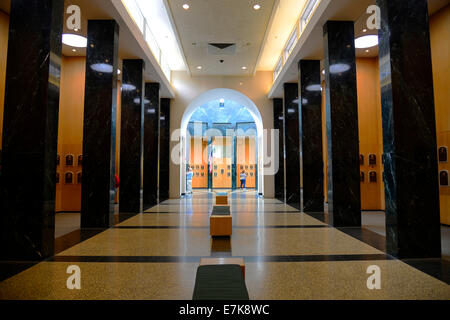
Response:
[57,154,82,167]
[56,171,82,184]
[360,154,377,166]
[360,171,378,183]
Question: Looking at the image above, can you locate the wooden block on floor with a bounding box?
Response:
[216,194,228,205]
[200,258,246,279]
[210,215,232,236]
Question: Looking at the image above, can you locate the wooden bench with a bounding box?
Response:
[192,264,249,300]
[216,192,228,205]
[210,206,232,236]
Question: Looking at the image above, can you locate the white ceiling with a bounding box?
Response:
[166,0,276,76]
[268,0,449,98]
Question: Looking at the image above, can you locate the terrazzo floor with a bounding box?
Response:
[0,190,448,300]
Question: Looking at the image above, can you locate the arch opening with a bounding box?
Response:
[180,88,264,196]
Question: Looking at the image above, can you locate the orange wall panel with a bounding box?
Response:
[0,10,9,151]
[56,56,86,212]
[430,5,450,225]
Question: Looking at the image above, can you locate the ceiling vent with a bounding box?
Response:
[208,43,236,55]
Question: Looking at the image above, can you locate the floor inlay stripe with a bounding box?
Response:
[50,254,393,263]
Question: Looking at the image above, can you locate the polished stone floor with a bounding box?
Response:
[0,191,449,300]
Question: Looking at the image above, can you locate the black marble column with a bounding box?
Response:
[143,83,160,210]
[323,21,361,227]
[377,0,441,258]
[273,98,285,202]
[119,60,145,213]
[298,60,324,213]
[0,0,64,260]
[159,98,171,203]
[81,20,119,229]
[283,83,301,210]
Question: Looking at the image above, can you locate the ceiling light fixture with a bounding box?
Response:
[242,66,247,70]
[196,66,202,70]
[183,4,190,10]
[253,4,261,10]
[117,69,121,75]
[62,34,87,48]
[362,29,367,33]
[72,49,76,52]
[365,49,370,53]
[355,35,379,49]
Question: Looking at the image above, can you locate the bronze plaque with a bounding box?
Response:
[369,171,377,183]
[440,171,449,186]
[65,154,74,166]
[439,147,448,162]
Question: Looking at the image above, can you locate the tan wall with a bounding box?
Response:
[56,56,122,211]
[356,57,385,211]
[430,5,450,225]
[170,71,275,199]
[0,10,9,151]
[56,56,86,212]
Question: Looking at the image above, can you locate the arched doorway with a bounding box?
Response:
[180,88,264,196]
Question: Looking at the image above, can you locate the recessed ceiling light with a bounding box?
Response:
[355,35,378,48]
[362,29,367,33]
[242,66,247,70]
[183,4,190,10]
[196,66,202,70]
[72,49,76,52]
[365,49,370,53]
[62,34,87,48]
[253,4,261,10]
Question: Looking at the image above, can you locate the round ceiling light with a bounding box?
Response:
[253,4,261,10]
[183,4,190,10]
[62,34,87,48]
[355,35,378,49]
[196,66,202,70]
[242,66,247,70]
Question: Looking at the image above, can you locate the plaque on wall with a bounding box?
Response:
[221,169,224,174]
[245,165,248,169]
[77,155,83,166]
[360,172,365,182]
[250,165,253,169]
[240,165,243,170]
[369,154,376,166]
[359,155,364,166]
[439,146,448,162]
[196,165,199,169]
[369,171,377,183]
[250,172,253,177]
[201,173,204,177]
[65,172,73,184]
[440,170,449,186]
[201,165,204,170]
[196,172,199,176]
[77,172,82,184]
[56,172,60,184]
[57,154,60,166]
[65,154,74,166]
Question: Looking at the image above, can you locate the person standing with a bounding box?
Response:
[186,167,194,194]
[240,170,247,189]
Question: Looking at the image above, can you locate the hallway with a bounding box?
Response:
[0,192,448,300]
